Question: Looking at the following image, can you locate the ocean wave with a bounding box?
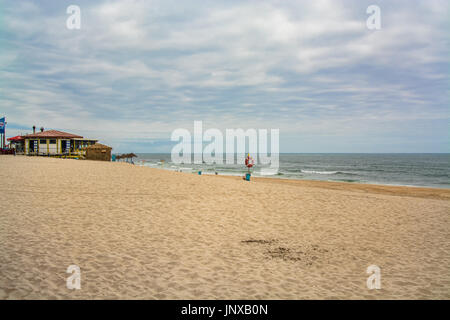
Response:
[141,162,158,167]
[301,170,339,175]
[300,170,359,176]
[259,168,279,176]
[331,179,360,183]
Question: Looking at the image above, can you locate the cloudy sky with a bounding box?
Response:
[0,0,448,152]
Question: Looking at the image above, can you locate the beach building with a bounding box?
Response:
[22,127,97,157]
[85,143,113,161]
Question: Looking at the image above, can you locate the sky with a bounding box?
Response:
[0,0,448,153]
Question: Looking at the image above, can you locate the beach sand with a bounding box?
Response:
[0,155,449,299]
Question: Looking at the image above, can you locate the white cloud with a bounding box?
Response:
[0,0,448,152]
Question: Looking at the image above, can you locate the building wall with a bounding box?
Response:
[25,139,38,155]
[49,139,57,154]
[38,139,46,155]
[25,138,65,155]
[86,149,112,161]
[60,139,70,154]
[24,138,96,156]
[36,139,58,155]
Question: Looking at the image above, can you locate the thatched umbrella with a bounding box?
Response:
[115,153,137,163]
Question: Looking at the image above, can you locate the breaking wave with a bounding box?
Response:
[259,168,279,176]
[301,170,340,175]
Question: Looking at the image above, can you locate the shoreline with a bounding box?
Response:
[135,161,450,201]
[214,175,450,201]
[136,156,450,191]
[148,166,450,191]
[3,155,450,199]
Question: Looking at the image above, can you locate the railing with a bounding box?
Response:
[25,149,87,159]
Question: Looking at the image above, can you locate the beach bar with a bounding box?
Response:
[22,127,97,157]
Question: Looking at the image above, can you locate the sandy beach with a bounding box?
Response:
[0,155,449,299]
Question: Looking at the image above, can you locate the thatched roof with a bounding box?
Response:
[115,153,137,159]
[87,143,112,150]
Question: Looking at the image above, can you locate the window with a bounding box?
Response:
[49,139,56,144]
[40,139,47,144]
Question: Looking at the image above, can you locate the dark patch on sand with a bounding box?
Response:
[241,239,277,245]
[242,239,330,266]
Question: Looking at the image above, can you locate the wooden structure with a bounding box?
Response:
[85,143,113,161]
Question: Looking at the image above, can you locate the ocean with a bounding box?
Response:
[132,153,450,189]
